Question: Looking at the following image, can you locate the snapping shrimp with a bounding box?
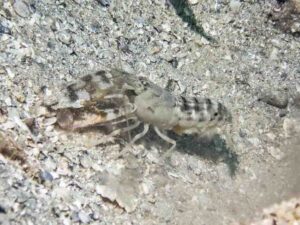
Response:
[53,69,233,155]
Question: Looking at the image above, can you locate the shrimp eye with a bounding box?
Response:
[214,112,218,116]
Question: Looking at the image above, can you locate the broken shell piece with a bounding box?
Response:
[13,0,31,18]
[96,184,138,213]
[96,170,139,213]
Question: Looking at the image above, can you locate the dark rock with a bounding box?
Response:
[279,109,288,117]
[168,58,178,68]
[39,170,54,182]
[0,205,6,214]
[0,23,11,35]
[97,0,111,7]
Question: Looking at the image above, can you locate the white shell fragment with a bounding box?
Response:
[96,169,139,213]
[13,0,31,18]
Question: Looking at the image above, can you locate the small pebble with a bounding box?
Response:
[154,201,173,221]
[283,118,300,137]
[80,155,92,168]
[57,31,72,45]
[4,97,12,106]
[267,147,285,160]
[0,66,5,74]
[229,0,241,12]
[73,0,83,4]
[56,158,71,175]
[91,211,100,220]
[71,211,80,222]
[279,109,288,117]
[50,20,60,32]
[14,92,26,103]
[13,0,31,18]
[161,23,171,33]
[78,211,91,224]
[39,170,54,182]
[0,205,6,214]
[188,0,199,5]
[0,23,11,35]
[291,22,300,34]
[239,129,247,138]
[35,106,48,117]
[168,58,178,68]
[44,157,57,172]
[97,0,111,7]
[146,151,160,164]
[141,180,154,195]
[269,48,279,61]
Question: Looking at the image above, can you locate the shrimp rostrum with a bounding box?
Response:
[53,69,232,153]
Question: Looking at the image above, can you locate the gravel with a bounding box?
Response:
[0,0,300,224]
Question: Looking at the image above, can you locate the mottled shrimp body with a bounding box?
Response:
[54,69,232,153]
[131,77,231,133]
[134,84,179,130]
[173,96,232,135]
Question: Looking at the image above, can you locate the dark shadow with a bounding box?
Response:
[167,0,216,43]
[57,120,239,176]
[141,127,239,177]
[175,133,239,176]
